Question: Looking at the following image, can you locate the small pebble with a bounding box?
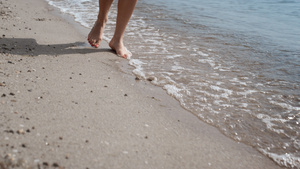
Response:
[4,130,14,134]
[17,129,25,134]
[147,77,154,82]
[52,163,59,167]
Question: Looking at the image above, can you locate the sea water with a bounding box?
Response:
[45,0,300,167]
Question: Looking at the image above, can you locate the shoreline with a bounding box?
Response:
[0,0,285,168]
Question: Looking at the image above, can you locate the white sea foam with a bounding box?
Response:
[198,90,221,100]
[198,59,216,67]
[213,100,223,105]
[270,100,300,111]
[45,0,98,28]
[237,90,257,96]
[240,103,248,108]
[259,148,300,168]
[257,114,288,134]
[166,54,182,59]
[230,77,248,86]
[197,51,209,57]
[171,65,184,71]
[210,85,233,95]
[163,84,183,100]
[129,59,146,79]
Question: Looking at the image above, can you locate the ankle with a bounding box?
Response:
[96,15,108,25]
[111,36,123,44]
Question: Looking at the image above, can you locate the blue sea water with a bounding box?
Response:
[45,0,300,167]
[155,0,299,50]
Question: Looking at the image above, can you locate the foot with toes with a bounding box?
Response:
[87,0,137,59]
[87,20,105,48]
[109,39,132,59]
[88,25,132,59]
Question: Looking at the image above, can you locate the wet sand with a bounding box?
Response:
[0,0,285,168]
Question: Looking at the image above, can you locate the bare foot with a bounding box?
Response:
[109,39,132,59]
[88,20,106,48]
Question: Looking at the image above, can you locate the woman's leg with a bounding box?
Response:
[88,0,114,48]
[109,0,138,59]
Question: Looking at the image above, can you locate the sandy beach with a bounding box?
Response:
[0,0,285,168]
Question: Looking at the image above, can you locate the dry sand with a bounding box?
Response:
[0,0,284,168]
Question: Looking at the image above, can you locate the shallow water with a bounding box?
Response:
[45,0,300,167]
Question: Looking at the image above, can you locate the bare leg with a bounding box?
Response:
[109,0,137,59]
[88,0,113,48]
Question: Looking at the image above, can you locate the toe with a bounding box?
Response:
[121,54,127,59]
[95,40,101,47]
[88,39,97,47]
